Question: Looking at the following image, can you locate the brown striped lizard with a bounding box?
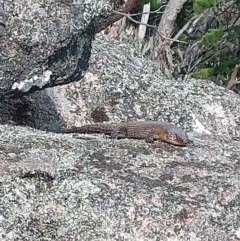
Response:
[62,121,189,146]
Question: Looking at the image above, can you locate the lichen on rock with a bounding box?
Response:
[0,2,240,240]
[0,0,113,98]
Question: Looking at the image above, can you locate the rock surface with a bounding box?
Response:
[0,34,240,240]
[0,0,112,99]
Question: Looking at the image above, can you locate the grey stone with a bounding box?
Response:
[0,31,240,241]
[0,0,112,99]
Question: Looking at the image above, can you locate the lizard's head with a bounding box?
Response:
[163,125,189,146]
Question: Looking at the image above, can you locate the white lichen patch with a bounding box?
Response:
[12,70,52,92]
[191,113,211,134]
[235,227,240,238]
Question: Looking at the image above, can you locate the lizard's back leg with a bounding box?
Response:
[111,126,128,139]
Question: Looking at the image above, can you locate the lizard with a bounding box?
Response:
[61,121,189,146]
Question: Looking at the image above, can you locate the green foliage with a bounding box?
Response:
[192,68,214,79]
[193,0,218,13]
[203,29,224,45]
[141,0,161,11]
[214,60,239,76]
[231,25,240,38]
[178,34,187,42]
[132,0,239,88]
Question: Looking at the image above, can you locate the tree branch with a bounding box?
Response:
[226,64,240,90]
[96,0,141,33]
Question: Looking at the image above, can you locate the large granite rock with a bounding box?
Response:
[0,0,112,99]
[0,32,240,240]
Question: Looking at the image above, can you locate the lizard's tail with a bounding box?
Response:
[60,123,118,135]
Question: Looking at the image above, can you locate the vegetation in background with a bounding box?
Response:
[203,29,224,46]
[192,68,214,79]
[193,0,218,13]
[109,0,240,92]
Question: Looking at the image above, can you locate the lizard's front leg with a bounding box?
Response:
[145,129,157,143]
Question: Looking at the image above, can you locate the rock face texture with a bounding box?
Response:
[0,4,240,240]
[0,0,112,99]
[0,33,239,241]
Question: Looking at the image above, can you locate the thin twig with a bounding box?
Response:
[126,5,167,16]
[96,0,141,33]
[170,15,201,46]
[113,10,187,44]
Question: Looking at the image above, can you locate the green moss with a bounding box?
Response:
[203,29,224,45]
[192,68,214,79]
[193,0,218,13]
